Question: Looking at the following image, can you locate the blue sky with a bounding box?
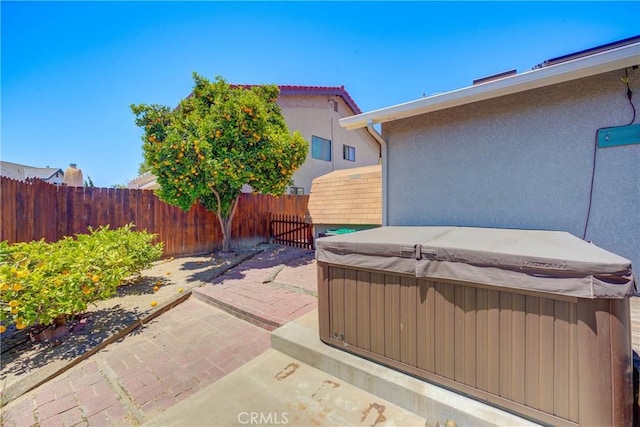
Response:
[2,1,639,187]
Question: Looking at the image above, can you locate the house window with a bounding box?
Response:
[343,145,356,162]
[312,136,331,161]
[289,186,305,195]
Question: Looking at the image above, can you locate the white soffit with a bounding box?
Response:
[339,42,640,130]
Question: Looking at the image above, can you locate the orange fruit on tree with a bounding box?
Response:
[153,286,159,292]
[91,275,100,283]
[0,325,6,334]
[150,301,158,307]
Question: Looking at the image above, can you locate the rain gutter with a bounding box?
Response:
[340,42,640,130]
[365,120,388,226]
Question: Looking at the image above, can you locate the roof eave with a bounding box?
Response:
[190,85,363,115]
[45,169,64,180]
[339,42,640,130]
[278,86,362,115]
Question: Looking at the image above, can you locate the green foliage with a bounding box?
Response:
[0,224,163,332]
[83,176,95,188]
[131,73,308,250]
[138,160,152,175]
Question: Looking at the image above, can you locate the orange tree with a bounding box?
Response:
[132,74,308,252]
[0,224,162,331]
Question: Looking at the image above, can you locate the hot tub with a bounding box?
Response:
[316,226,635,427]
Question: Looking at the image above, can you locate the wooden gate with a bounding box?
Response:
[269,213,314,249]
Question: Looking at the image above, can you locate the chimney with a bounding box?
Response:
[63,163,83,187]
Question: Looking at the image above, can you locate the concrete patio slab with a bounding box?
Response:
[272,310,542,427]
[143,348,431,427]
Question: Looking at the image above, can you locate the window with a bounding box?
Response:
[289,187,305,195]
[312,136,331,161]
[343,145,356,162]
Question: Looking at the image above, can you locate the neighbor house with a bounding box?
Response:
[128,171,159,190]
[339,36,640,270]
[0,161,65,186]
[129,85,381,195]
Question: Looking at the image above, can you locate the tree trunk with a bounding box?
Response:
[216,195,240,253]
[220,216,233,253]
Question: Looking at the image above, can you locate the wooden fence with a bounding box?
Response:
[269,214,314,249]
[0,177,309,257]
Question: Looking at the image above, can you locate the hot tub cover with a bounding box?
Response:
[315,226,635,299]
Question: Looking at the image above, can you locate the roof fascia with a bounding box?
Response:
[339,42,640,130]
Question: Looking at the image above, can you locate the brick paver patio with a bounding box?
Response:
[1,299,271,426]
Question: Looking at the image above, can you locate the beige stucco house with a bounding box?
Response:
[129,85,381,194]
[276,86,380,195]
[340,36,640,270]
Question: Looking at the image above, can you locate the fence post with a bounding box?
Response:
[307,216,314,250]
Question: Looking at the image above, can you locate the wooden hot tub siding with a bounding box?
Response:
[317,262,633,427]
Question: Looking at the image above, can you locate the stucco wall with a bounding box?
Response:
[279,95,380,194]
[384,69,640,269]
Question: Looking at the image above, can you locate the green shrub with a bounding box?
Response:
[0,224,163,332]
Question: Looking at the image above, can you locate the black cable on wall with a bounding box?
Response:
[582,66,637,240]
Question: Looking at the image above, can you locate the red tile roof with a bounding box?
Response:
[227,85,362,115]
[277,85,362,115]
[184,84,362,115]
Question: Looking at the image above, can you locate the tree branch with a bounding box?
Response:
[212,188,222,217]
[228,195,240,224]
